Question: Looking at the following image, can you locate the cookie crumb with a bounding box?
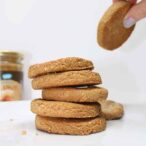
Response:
[21,130,27,135]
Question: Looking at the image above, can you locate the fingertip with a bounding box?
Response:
[124,1,146,22]
[123,17,136,28]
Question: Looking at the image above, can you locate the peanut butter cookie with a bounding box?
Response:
[32,70,102,89]
[28,57,93,78]
[36,115,106,135]
[31,99,100,118]
[99,100,124,120]
[42,86,108,102]
[97,1,135,50]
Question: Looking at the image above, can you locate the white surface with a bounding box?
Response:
[0,100,146,146]
[0,0,146,100]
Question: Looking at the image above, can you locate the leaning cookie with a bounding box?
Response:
[36,115,106,135]
[31,99,100,118]
[98,100,124,120]
[42,86,108,102]
[32,70,102,89]
[28,57,94,78]
[97,1,135,50]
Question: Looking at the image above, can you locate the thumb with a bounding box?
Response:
[123,0,146,28]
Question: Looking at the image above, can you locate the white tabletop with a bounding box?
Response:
[0,100,146,146]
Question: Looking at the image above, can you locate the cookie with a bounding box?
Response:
[36,115,106,135]
[97,1,135,50]
[28,57,94,78]
[42,86,108,102]
[98,100,124,120]
[31,99,100,118]
[32,70,102,89]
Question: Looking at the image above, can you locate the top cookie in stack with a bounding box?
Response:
[29,57,94,78]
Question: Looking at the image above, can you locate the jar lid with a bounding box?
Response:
[0,50,23,62]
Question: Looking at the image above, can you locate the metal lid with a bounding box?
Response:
[0,50,23,62]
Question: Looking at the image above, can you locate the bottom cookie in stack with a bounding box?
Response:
[35,116,106,135]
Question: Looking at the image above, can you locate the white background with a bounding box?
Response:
[0,0,146,103]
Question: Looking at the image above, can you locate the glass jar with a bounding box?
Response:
[0,50,23,101]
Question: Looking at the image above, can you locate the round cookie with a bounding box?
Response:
[31,99,100,118]
[98,100,124,120]
[97,1,135,50]
[36,115,106,135]
[32,70,102,89]
[28,57,94,78]
[42,86,108,102]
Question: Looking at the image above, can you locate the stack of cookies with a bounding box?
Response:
[28,57,123,135]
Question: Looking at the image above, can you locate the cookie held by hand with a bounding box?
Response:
[97,1,135,50]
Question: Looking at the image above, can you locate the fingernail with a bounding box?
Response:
[123,17,136,28]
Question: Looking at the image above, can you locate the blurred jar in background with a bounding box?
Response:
[0,50,23,101]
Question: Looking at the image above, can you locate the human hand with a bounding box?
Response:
[113,0,146,28]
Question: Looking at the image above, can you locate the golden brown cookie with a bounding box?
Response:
[32,70,102,89]
[31,99,100,118]
[42,86,108,102]
[98,100,124,120]
[36,115,106,135]
[97,1,135,50]
[28,57,94,78]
